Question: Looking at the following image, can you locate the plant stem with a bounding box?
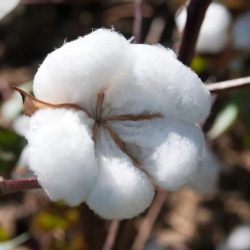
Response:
[207,76,250,93]
[102,220,120,250]
[0,177,40,195]
[133,0,143,43]
[131,190,167,250]
[177,0,212,66]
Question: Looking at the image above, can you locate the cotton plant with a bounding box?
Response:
[175,2,232,54]
[15,29,211,219]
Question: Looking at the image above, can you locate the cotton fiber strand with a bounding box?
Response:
[28,109,97,206]
[87,129,154,219]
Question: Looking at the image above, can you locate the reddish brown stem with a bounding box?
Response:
[133,0,143,43]
[177,0,212,66]
[0,177,40,194]
[102,220,120,250]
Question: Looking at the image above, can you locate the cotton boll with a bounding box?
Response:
[218,225,250,250]
[28,108,97,206]
[175,3,232,54]
[87,128,155,219]
[233,12,250,51]
[108,44,211,124]
[188,144,220,194]
[111,118,204,191]
[33,29,133,113]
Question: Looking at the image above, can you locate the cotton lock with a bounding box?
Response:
[24,29,211,219]
[175,3,232,54]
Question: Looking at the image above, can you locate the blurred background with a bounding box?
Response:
[1,0,250,249]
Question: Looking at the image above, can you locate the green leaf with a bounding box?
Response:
[0,233,28,250]
[208,103,238,140]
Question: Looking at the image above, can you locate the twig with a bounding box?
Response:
[0,177,40,194]
[133,0,143,43]
[102,220,120,250]
[177,0,212,66]
[131,190,167,250]
[145,17,166,44]
[207,76,250,93]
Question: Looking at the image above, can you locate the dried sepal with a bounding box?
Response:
[12,86,90,117]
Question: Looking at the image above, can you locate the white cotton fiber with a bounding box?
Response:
[233,12,250,51]
[87,128,155,219]
[33,29,133,113]
[218,225,250,250]
[27,108,97,206]
[175,3,232,54]
[111,118,204,191]
[106,44,211,124]
[188,144,220,194]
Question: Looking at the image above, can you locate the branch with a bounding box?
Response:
[0,177,40,194]
[177,0,212,66]
[102,220,120,250]
[133,0,143,43]
[132,190,167,250]
[207,76,250,93]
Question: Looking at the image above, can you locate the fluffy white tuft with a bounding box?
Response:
[233,12,250,51]
[218,225,250,250]
[111,118,204,191]
[188,144,220,194]
[107,44,211,124]
[27,108,97,206]
[176,3,232,54]
[33,29,133,113]
[87,128,155,219]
